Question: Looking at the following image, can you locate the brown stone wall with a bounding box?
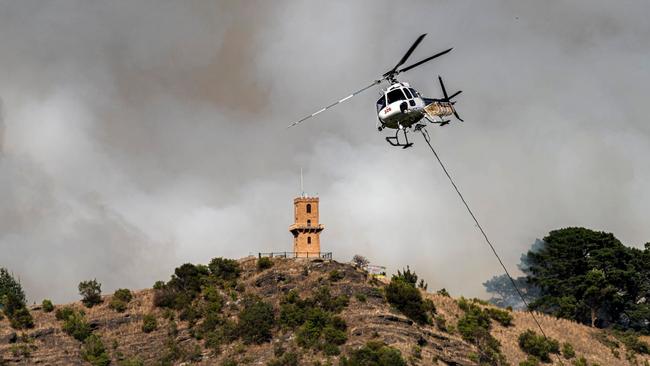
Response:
[291,197,321,256]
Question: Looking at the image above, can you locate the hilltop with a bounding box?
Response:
[1,257,649,365]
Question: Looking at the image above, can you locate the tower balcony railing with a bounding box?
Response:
[258,252,332,260]
[288,223,324,232]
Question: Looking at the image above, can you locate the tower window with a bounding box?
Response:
[306,204,312,213]
[307,219,311,227]
[307,236,312,244]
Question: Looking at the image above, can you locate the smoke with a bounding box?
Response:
[0,1,649,302]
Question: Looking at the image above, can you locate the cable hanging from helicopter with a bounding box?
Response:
[288,33,463,149]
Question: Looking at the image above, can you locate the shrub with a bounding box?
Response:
[519,355,541,366]
[296,308,347,355]
[435,315,447,331]
[113,288,133,303]
[78,279,102,308]
[119,357,144,366]
[518,329,560,362]
[42,299,54,313]
[9,307,34,329]
[55,306,75,321]
[81,334,110,366]
[2,290,33,330]
[340,341,407,366]
[328,270,344,282]
[208,258,241,281]
[437,288,451,297]
[267,352,299,366]
[562,342,576,359]
[237,298,275,344]
[352,255,369,269]
[385,278,429,324]
[457,299,506,365]
[312,286,348,313]
[485,307,514,327]
[153,281,165,290]
[109,298,127,313]
[612,331,650,355]
[62,311,92,341]
[257,257,274,271]
[142,314,158,333]
[0,268,26,306]
[355,293,367,303]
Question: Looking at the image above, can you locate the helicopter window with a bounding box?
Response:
[376,96,386,111]
[386,89,406,104]
[403,88,413,99]
[409,88,419,98]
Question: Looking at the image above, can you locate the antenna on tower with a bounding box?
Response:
[300,168,305,197]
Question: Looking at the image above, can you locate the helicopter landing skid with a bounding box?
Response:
[385,129,413,149]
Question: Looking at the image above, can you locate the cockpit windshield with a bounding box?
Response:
[386,89,406,104]
[376,95,386,111]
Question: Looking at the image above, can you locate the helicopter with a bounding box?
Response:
[289,34,463,148]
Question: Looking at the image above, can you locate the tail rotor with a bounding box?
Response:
[438,76,464,122]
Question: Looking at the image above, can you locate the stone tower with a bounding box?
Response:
[289,196,324,257]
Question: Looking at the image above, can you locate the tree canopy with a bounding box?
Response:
[486,227,650,332]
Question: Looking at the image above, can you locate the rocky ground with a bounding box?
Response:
[1,257,648,365]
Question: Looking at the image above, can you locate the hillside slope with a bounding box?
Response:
[1,257,649,365]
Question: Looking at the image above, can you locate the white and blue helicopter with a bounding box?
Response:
[289,34,463,148]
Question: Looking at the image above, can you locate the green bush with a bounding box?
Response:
[118,357,144,366]
[485,307,514,327]
[208,258,241,281]
[0,268,26,306]
[267,352,299,366]
[612,331,650,355]
[340,341,407,366]
[355,293,367,303]
[81,334,110,366]
[437,288,451,297]
[296,309,347,355]
[328,270,344,282]
[518,329,560,362]
[109,298,127,312]
[62,311,92,341]
[113,288,133,303]
[42,299,54,313]
[385,278,429,324]
[257,257,274,271]
[519,355,541,366]
[9,307,34,329]
[55,306,75,321]
[562,342,576,359]
[78,279,102,308]
[2,291,33,330]
[457,298,506,365]
[142,314,158,333]
[237,298,275,344]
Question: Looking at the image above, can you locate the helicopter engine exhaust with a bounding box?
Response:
[424,102,455,119]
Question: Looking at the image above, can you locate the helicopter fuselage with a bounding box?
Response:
[376,82,427,130]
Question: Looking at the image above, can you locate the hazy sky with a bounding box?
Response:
[1,0,649,303]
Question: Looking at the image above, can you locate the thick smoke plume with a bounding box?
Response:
[0,1,649,302]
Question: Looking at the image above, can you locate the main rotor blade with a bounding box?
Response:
[385,33,426,76]
[438,75,448,99]
[288,79,382,128]
[398,48,452,74]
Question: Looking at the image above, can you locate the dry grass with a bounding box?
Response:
[1,258,649,366]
